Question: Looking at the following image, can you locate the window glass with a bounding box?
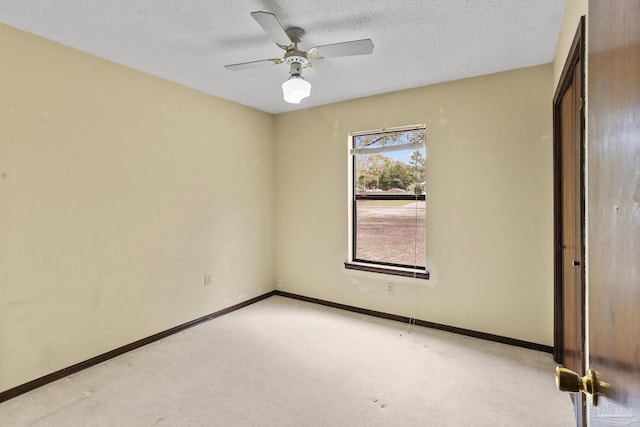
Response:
[350,127,426,272]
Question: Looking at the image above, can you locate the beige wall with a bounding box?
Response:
[275,64,554,345]
[0,25,275,392]
[553,0,588,88]
[2,15,563,393]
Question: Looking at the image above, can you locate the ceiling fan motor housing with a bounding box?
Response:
[284,51,309,77]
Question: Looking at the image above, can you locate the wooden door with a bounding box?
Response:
[553,17,586,425]
[587,1,640,425]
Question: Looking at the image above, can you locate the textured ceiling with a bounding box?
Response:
[0,0,566,114]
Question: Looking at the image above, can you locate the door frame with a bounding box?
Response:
[553,16,586,366]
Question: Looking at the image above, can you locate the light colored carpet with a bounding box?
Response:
[0,296,575,426]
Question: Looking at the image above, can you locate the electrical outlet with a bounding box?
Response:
[387,283,394,294]
[204,273,212,287]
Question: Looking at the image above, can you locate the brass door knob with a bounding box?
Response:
[555,366,600,405]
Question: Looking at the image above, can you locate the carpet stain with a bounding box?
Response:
[371,397,387,408]
[152,417,165,425]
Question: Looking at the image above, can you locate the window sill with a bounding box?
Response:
[344,262,429,280]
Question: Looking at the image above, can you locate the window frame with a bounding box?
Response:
[345,125,429,280]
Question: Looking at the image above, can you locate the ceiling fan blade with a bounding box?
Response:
[250,11,292,47]
[225,58,282,71]
[304,62,326,86]
[309,39,374,59]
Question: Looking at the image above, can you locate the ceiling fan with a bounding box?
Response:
[225,11,374,104]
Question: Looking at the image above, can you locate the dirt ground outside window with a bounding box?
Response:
[355,201,426,267]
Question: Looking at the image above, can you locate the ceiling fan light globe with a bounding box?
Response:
[282,76,311,104]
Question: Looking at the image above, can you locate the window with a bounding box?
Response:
[345,125,428,279]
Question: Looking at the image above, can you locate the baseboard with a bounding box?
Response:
[274,290,553,354]
[1,288,552,404]
[0,290,277,404]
